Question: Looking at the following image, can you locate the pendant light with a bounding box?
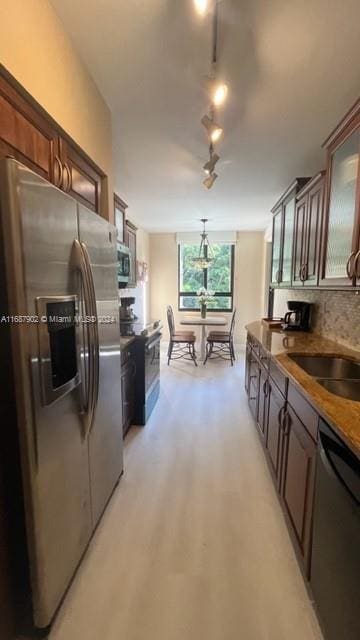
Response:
[192,218,213,269]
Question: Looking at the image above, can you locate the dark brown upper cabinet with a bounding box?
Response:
[0,73,58,184]
[270,178,310,287]
[0,67,106,217]
[114,194,128,244]
[320,99,360,287]
[293,172,325,287]
[58,138,104,214]
[125,219,137,288]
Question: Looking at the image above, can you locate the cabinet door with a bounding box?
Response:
[266,381,285,486]
[293,196,307,285]
[59,139,104,215]
[281,407,317,576]
[271,208,283,285]
[0,75,59,185]
[248,356,260,420]
[304,176,324,285]
[281,196,295,286]
[321,128,360,286]
[256,365,268,442]
[125,222,137,287]
[244,340,251,395]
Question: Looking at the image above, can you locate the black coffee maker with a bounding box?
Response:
[282,301,311,331]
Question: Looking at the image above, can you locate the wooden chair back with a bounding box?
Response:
[167,305,175,338]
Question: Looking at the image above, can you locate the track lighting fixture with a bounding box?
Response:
[194,0,208,16]
[212,83,228,107]
[203,172,218,190]
[201,114,223,143]
[203,153,219,175]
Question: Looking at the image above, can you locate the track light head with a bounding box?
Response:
[203,153,219,175]
[213,83,228,106]
[201,114,223,143]
[203,172,218,189]
[194,0,209,16]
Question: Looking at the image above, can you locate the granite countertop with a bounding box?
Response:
[120,336,136,351]
[246,321,360,457]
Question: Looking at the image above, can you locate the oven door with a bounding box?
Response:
[145,333,161,395]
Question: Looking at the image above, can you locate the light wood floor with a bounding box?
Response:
[48,350,322,640]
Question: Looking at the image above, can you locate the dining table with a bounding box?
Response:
[180,315,228,361]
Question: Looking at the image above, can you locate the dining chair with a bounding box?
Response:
[203,309,236,366]
[166,305,197,366]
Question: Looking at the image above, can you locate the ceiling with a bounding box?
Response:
[50,0,360,232]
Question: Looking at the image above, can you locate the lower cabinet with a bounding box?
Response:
[281,406,317,575]
[256,364,268,442]
[121,349,136,436]
[266,378,286,487]
[245,332,319,579]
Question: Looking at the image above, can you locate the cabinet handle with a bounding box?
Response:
[63,162,72,192]
[346,251,356,279]
[277,406,285,428]
[353,250,360,280]
[54,155,63,188]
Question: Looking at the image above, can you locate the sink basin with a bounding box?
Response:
[288,354,360,379]
[317,379,360,402]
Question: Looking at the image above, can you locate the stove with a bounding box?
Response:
[121,320,162,425]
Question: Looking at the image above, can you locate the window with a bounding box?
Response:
[178,243,235,311]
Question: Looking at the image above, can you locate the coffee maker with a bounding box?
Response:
[119,297,138,335]
[282,301,311,331]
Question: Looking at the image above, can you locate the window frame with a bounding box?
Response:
[178,243,235,312]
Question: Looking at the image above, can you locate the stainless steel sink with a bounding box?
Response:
[288,354,360,379]
[317,379,360,402]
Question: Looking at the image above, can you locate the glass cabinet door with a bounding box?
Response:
[324,129,360,282]
[293,197,307,285]
[281,196,295,285]
[271,209,282,284]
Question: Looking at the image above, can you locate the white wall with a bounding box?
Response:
[0,0,113,220]
[149,232,266,345]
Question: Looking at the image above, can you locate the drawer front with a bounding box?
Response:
[288,382,319,442]
[269,359,288,398]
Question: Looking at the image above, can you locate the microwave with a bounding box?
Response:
[117,242,131,288]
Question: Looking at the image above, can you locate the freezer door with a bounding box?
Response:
[78,204,123,526]
[0,160,92,628]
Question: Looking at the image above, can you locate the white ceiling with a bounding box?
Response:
[50,0,360,232]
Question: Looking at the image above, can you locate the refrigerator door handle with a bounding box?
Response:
[81,241,100,418]
[72,239,95,437]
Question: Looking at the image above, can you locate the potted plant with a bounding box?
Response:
[197,287,215,319]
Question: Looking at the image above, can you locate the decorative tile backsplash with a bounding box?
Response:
[273,289,360,351]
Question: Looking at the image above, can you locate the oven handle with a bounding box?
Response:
[146,333,162,350]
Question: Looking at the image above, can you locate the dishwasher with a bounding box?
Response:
[310,419,360,640]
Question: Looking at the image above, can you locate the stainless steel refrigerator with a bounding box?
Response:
[0,159,123,628]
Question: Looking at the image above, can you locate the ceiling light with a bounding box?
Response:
[203,172,218,189]
[192,218,213,269]
[203,153,219,175]
[194,0,208,16]
[213,83,228,106]
[201,114,223,143]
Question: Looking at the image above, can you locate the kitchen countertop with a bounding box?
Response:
[246,321,360,458]
[120,336,136,351]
